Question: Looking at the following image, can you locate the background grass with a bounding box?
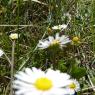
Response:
[0,0,95,95]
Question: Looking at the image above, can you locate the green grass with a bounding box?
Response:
[0,0,95,95]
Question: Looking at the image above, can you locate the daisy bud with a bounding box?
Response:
[72,37,79,42]
[72,36,80,45]
[48,28,52,33]
[9,33,18,40]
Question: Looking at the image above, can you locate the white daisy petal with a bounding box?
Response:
[45,88,72,95]
[61,24,67,29]
[15,72,34,83]
[46,69,70,83]
[59,35,69,42]
[55,33,60,40]
[32,67,45,77]
[52,26,59,30]
[15,74,31,83]
[48,36,54,42]
[14,79,30,87]
[61,40,71,45]
[23,91,41,95]
[15,86,40,95]
[0,49,4,57]
[64,88,75,95]
[52,24,67,30]
[25,68,33,76]
[37,40,50,49]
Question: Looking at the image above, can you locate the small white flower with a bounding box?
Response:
[0,49,4,57]
[66,79,80,94]
[9,33,18,40]
[13,67,74,95]
[37,33,71,49]
[52,24,67,30]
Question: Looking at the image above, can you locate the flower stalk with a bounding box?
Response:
[10,40,15,95]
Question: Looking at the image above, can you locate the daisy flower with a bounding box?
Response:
[37,33,71,49]
[0,49,4,57]
[9,33,18,40]
[72,37,80,43]
[71,36,80,45]
[13,67,74,95]
[52,24,67,30]
[66,79,80,94]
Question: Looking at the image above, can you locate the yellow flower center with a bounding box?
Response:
[34,77,53,91]
[69,83,76,89]
[51,39,60,45]
[72,37,79,42]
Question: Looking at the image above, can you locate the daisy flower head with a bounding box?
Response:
[37,33,71,49]
[9,33,19,40]
[66,79,80,94]
[71,36,81,45]
[13,67,74,95]
[47,27,52,34]
[0,49,4,57]
[52,24,67,30]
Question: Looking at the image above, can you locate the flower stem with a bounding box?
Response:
[10,40,15,95]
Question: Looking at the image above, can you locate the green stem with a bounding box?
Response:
[10,40,15,95]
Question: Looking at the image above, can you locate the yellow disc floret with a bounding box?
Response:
[52,39,60,45]
[34,77,52,91]
[69,83,76,89]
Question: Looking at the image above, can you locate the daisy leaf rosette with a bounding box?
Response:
[13,67,76,95]
[37,33,71,49]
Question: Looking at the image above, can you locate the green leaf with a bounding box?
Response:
[71,66,86,79]
[58,60,67,72]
